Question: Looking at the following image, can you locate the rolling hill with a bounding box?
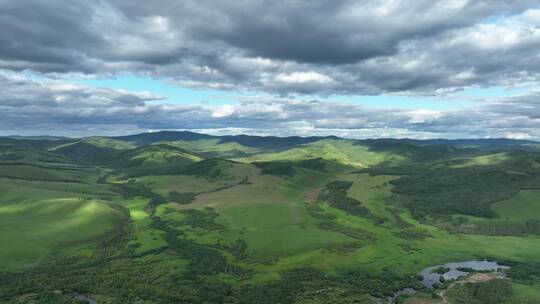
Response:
[1,131,540,303]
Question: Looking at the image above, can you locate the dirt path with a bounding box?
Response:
[303,187,321,203]
[437,272,500,303]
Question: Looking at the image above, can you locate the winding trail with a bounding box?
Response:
[437,272,500,304]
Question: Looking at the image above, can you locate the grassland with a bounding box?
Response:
[0,177,126,270]
[0,198,125,268]
[124,198,167,255]
[492,190,540,221]
[1,133,540,303]
[234,139,407,168]
[166,138,259,157]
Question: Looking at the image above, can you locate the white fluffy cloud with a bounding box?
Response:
[275,72,334,84]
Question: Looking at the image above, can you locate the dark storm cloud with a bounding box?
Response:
[0,1,102,72]
[184,0,536,64]
[1,0,540,94]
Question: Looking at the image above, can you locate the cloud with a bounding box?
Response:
[2,74,540,139]
[275,72,334,84]
[406,110,442,123]
[1,1,540,138]
[1,1,540,95]
[211,105,236,118]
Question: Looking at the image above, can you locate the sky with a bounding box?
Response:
[1,1,540,139]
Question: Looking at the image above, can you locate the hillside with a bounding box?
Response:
[1,131,540,303]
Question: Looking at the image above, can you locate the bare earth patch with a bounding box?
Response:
[405,272,501,304]
[438,272,501,303]
[464,272,499,283]
[303,187,321,203]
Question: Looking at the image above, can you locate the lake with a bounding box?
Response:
[419,260,509,288]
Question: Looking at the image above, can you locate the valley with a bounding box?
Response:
[1,132,540,303]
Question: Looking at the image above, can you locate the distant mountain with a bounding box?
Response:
[113,130,334,150]
[113,131,214,145]
[5,135,71,141]
[113,131,540,152]
[4,131,540,159]
[364,138,540,151]
[50,140,122,165]
[218,134,336,150]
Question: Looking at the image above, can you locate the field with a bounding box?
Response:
[1,132,540,303]
[0,178,125,270]
[492,190,540,221]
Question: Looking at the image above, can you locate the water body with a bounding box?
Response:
[419,260,509,288]
[385,260,509,303]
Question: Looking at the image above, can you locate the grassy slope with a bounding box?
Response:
[214,168,356,261]
[149,163,540,281]
[444,189,540,237]
[0,163,99,183]
[2,136,540,302]
[245,172,540,278]
[506,282,540,303]
[492,190,540,221]
[234,139,407,168]
[125,198,167,254]
[166,139,259,157]
[0,156,126,270]
[115,143,201,165]
[50,137,135,151]
[150,164,357,262]
[126,145,202,168]
[136,174,223,195]
[0,143,69,164]
[0,199,125,269]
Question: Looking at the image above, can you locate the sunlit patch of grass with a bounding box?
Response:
[0,198,126,270]
[492,190,540,221]
[234,139,406,168]
[124,199,167,254]
[449,152,510,168]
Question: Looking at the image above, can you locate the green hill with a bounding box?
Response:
[50,139,126,165]
[1,131,540,303]
[235,138,461,168]
[165,138,259,158]
[0,139,69,164]
[113,130,214,146]
[119,144,202,168]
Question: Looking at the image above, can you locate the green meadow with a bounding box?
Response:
[492,190,540,221]
[2,133,540,303]
[0,177,125,270]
